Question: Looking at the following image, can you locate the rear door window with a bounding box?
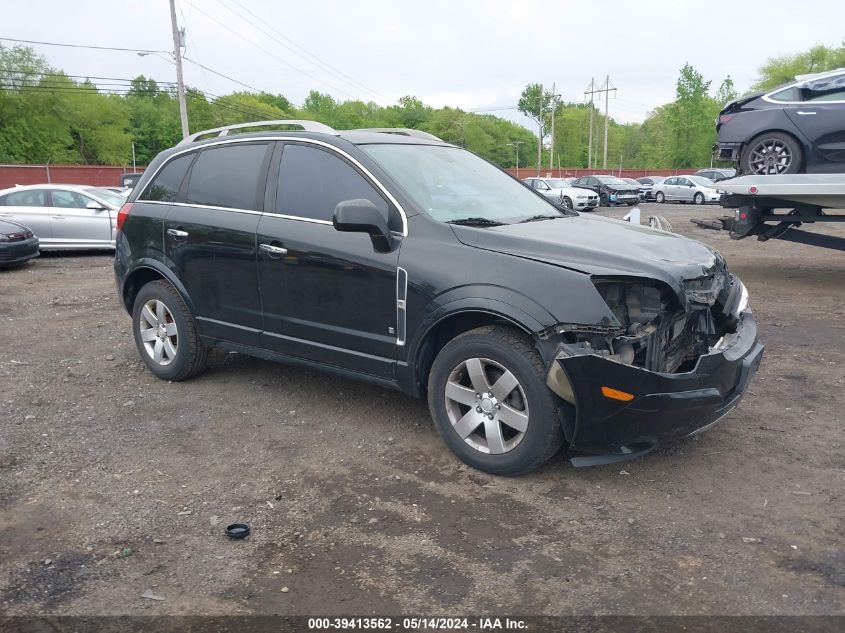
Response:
[185,143,270,210]
[276,143,393,228]
[140,153,195,202]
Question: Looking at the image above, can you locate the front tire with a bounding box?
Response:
[694,192,704,204]
[561,196,573,210]
[655,191,665,203]
[599,192,609,206]
[741,132,803,175]
[132,280,209,381]
[427,325,565,476]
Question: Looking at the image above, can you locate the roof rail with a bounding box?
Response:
[178,119,338,145]
[352,128,443,142]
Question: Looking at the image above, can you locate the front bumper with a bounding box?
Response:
[0,236,40,265]
[547,310,763,466]
[574,198,599,210]
[610,193,639,204]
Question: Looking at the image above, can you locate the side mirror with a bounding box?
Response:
[86,201,106,210]
[333,199,396,252]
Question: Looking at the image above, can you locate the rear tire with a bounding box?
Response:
[132,280,209,381]
[427,325,565,476]
[655,191,665,203]
[740,131,803,175]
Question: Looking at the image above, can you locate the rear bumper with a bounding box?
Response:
[0,236,39,265]
[547,310,763,465]
[714,141,743,163]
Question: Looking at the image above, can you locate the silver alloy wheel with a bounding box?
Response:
[694,192,704,204]
[561,196,573,210]
[444,357,529,455]
[656,191,665,203]
[138,299,178,366]
[748,138,793,174]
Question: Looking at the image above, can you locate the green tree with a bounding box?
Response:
[752,42,845,91]
[666,63,717,168]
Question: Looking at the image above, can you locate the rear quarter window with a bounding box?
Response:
[139,154,195,202]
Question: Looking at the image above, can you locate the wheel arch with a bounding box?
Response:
[120,260,197,317]
[405,301,544,399]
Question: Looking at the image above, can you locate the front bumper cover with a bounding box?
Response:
[547,310,763,466]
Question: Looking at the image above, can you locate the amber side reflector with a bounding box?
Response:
[601,386,635,401]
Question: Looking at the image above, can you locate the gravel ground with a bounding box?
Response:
[1,203,843,616]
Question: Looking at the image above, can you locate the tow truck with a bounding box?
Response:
[691,174,845,251]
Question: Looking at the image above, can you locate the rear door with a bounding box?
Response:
[784,78,845,172]
[256,141,401,378]
[163,141,272,346]
[0,189,52,241]
[47,189,112,245]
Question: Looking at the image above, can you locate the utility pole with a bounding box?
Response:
[536,83,544,176]
[584,78,596,169]
[601,75,616,169]
[507,141,524,179]
[169,0,189,139]
[548,84,560,171]
[585,76,616,169]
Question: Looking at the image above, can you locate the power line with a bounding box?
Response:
[0,36,168,55]
[215,0,391,103]
[189,3,357,100]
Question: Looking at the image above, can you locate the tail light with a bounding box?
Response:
[718,114,735,125]
[116,202,133,233]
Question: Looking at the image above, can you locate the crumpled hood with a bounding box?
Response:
[451,214,723,292]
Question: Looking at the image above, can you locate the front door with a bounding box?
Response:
[162,141,272,346]
[257,142,401,379]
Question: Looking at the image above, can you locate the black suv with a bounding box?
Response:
[115,121,763,475]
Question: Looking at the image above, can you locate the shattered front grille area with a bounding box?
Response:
[563,273,740,374]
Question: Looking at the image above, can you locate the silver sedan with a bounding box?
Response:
[652,176,721,204]
[0,184,125,250]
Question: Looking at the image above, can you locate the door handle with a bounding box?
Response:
[259,243,288,255]
[51,215,66,219]
[795,111,816,115]
[167,228,189,239]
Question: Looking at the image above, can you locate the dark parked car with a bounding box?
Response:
[114,120,763,475]
[715,68,845,174]
[0,218,39,267]
[636,176,667,201]
[695,168,736,182]
[620,177,647,201]
[569,175,640,206]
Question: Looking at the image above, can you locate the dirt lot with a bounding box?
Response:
[1,203,844,617]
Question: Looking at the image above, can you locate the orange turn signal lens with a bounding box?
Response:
[601,386,635,401]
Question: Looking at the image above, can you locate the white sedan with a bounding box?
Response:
[522,177,600,211]
[652,176,721,204]
[0,184,126,250]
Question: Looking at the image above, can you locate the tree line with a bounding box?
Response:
[1,41,842,170]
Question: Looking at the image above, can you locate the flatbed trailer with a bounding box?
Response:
[691,174,845,251]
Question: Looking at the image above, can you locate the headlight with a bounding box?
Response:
[576,195,586,199]
[734,280,749,315]
[0,233,10,242]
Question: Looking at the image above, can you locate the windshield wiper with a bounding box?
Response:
[518,214,564,223]
[446,217,507,227]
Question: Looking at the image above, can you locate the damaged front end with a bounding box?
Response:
[543,265,763,465]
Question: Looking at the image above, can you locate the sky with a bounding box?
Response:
[3,0,844,129]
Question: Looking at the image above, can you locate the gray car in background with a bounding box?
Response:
[522,177,599,211]
[0,184,125,250]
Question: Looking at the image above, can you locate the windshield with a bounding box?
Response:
[688,176,715,187]
[362,144,562,223]
[595,176,628,185]
[85,187,126,207]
